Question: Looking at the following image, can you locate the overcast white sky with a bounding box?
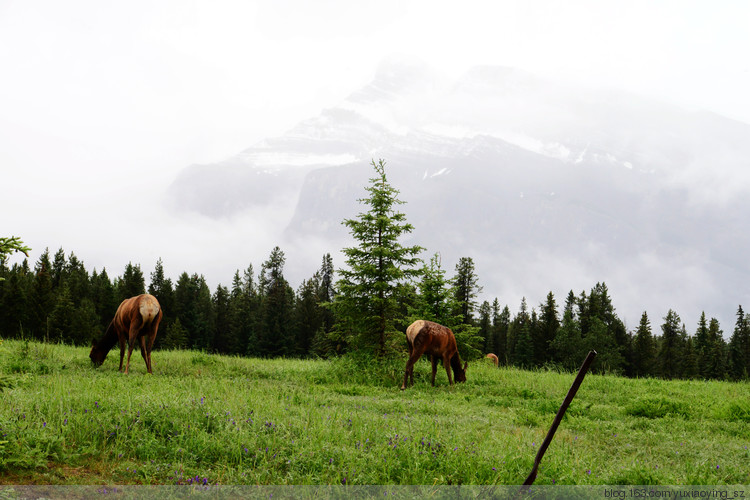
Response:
[2,0,750,301]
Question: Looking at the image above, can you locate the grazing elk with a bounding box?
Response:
[90,294,162,374]
[401,320,468,390]
[486,353,499,367]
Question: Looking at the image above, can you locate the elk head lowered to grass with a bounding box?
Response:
[89,294,162,374]
[401,320,467,390]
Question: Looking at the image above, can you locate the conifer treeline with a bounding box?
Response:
[1,246,749,380]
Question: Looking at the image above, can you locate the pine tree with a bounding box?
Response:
[295,276,322,357]
[514,321,534,369]
[508,297,530,366]
[174,273,214,350]
[0,236,30,271]
[29,248,54,340]
[71,298,100,346]
[682,335,699,379]
[228,267,257,356]
[258,246,294,357]
[65,252,90,307]
[585,316,624,374]
[212,285,231,354]
[148,258,175,348]
[694,312,710,378]
[550,307,583,371]
[0,266,28,337]
[493,303,510,364]
[578,283,627,374]
[410,254,459,326]
[728,305,750,380]
[163,318,189,350]
[452,257,482,325]
[117,262,146,302]
[478,301,492,353]
[632,312,656,377]
[705,318,727,380]
[49,283,76,343]
[657,309,682,379]
[51,248,66,289]
[334,159,424,357]
[535,292,560,366]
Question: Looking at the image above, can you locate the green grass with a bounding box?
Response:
[0,339,748,485]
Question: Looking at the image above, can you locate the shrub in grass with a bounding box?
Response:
[719,401,750,422]
[625,396,689,419]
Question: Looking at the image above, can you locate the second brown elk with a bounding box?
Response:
[401,320,467,390]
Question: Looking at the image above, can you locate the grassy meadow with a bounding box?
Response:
[0,338,749,486]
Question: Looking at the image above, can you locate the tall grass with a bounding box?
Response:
[0,339,748,485]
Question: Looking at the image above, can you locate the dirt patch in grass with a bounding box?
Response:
[0,461,116,485]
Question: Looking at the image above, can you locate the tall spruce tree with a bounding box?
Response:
[118,262,146,302]
[410,253,457,325]
[212,284,231,354]
[148,258,175,347]
[478,300,492,353]
[508,297,530,366]
[30,248,54,340]
[694,312,710,377]
[632,312,656,377]
[728,305,750,380]
[453,257,482,324]
[706,318,727,379]
[535,292,560,366]
[334,159,423,357]
[258,246,295,357]
[312,255,338,358]
[493,303,511,364]
[657,309,683,379]
[551,306,583,371]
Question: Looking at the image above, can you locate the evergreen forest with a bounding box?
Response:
[2,161,750,381]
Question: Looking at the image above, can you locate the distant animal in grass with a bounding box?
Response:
[486,353,499,367]
[90,294,162,374]
[401,320,467,390]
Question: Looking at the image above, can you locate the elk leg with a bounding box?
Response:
[443,353,454,385]
[139,335,150,373]
[406,343,414,387]
[146,331,156,374]
[401,351,423,390]
[124,324,139,375]
[431,356,439,386]
[118,334,126,372]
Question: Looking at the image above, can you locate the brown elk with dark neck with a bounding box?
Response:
[89,294,162,374]
[401,320,467,390]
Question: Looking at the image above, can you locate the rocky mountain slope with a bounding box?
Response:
[167,60,750,327]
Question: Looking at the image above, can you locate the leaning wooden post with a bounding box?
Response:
[521,350,597,490]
